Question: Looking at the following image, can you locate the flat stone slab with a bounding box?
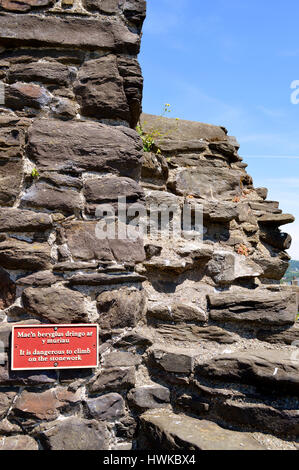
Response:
[138,410,266,450]
[0,435,38,450]
[0,13,140,53]
[208,289,297,326]
[196,349,299,395]
[140,113,228,148]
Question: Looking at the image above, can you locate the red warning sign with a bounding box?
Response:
[11,324,99,370]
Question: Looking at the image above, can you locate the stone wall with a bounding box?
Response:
[0,0,298,451]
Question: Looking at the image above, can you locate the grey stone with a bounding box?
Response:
[141,152,168,185]
[27,119,143,180]
[86,393,125,421]
[259,229,292,250]
[168,165,242,200]
[255,187,268,200]
[208,289,297,326]
[137,410,266,450]
[16,270,58,287]
[257,323,299,345]
[68,272,146,287]
[195,349,299,395]
[252,253,290,281]
[0,13,140,54]
[0,434,38,450]
[8,61,75,87]
[0,238,52,270]
[147,302,207,323]
[88,367,136,394]
[206,251,263,285]
[155,324,237,345]
[21,182,83,215]
[0,390,17,419]
[127,385,170,411]
[97,287,146,330]
[35,417,108,450]
[0,158,23,207]
[202,200,239,223]
[140,113,228,152]
[22,286,89,323]
[115,331,153,349]
[0,208,52,232]
[74,55,130,122]
[258,213,295,227]
[149,346,198,374]
[102,351,142,368]
[83,176,144,203]
[64,220,114,262]
[213,400,299,438]
[209,141,239,162]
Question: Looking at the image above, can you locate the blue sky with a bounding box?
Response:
[139,0,299,259]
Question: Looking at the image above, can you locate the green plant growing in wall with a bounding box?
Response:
[136,104,179,155]
[31,168,40,180]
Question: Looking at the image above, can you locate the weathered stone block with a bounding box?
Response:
[0,390,17,419]
[149,346,198,374]
[0,208,52,232]
[257,323,299,345]
[155,324,237,345]
[213,400,299,438]
[12,387,81,423]
[168,166,242,200]
[195,350,299,394]
[16,271,58,287]
[22,286,89,323]
[0,239,52,270]
[5,82,50,110]
[137,410,266,450]
[102,351,142,368]
[127,385,170,411]
[0,362,56,386]
[0,434,38,450]
[206,251,263,285]
[86,393,125,421]
[21,182,83,215]
[97,287,146,329]
[208,290,297,326]
[0,159,23,207]
[64,220,113,262]
[83,176,144,203]
[0,0,52,12]
[88,367,136,394]
[27,119,143,180]
[74,55,130,122]
[258,213,295,227]
[0,117,26,160]
[8,61,75,87]
[259,229,292,250]
[34,417,108,450]
[68,272,146,286]
[147,301,207,323]
[0,13,140,54]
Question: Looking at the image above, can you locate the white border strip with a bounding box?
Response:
[11,324,99,371]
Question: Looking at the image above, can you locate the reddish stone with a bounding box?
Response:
[0,0,51,13]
